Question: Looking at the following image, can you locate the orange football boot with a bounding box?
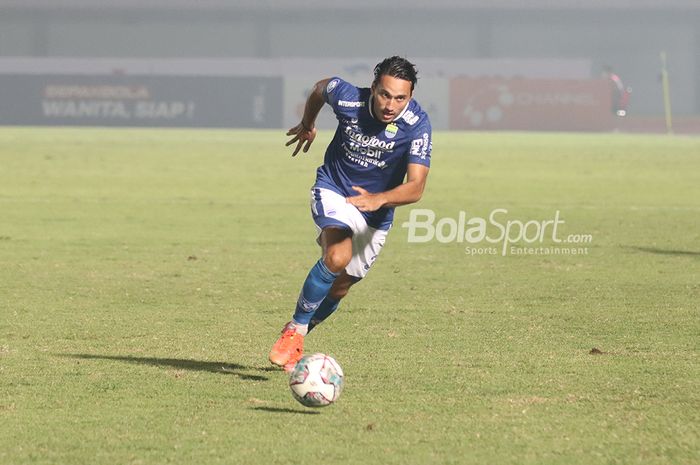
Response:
[283,359,299,373]
[269,322,304,368]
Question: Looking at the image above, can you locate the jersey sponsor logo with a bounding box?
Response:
[410,138,423,156]
[384,123,398,139]
[402,110,420,125]
[344,126,396,151]
[410,133,430,159]
[326,79,340,94]
[342,144,388,168]
[343,126,393,168]
[338,100,365,108]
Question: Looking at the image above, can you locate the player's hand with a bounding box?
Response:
[346,186,386,212]
[285,122,317,157]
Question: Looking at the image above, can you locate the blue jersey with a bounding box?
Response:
[315,77,432,231]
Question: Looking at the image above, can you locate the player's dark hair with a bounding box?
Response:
[373,56,418,92]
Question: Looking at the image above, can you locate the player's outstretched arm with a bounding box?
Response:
[285,78,332,157]
[346,163,429,212]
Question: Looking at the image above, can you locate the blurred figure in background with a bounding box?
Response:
[602,65,632,117]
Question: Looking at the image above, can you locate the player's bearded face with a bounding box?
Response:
[371,75,412,123]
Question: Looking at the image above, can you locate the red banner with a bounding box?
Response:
[449,78,614,131]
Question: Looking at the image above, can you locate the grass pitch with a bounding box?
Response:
[0,127,698,465]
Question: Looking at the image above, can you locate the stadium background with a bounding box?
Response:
[0,0,699,132]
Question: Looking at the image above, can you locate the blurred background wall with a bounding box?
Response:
[1,0,698,129]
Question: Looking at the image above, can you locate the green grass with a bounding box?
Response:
[0,127,698,465]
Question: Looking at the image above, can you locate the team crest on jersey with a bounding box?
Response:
[326,79,340,94]
[384,123,398,139]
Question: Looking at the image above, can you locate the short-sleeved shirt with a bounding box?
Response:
[315,77,432,231]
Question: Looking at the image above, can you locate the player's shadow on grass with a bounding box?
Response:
[250,406,320,415]
[60,353,271,381]
[627,246,700,257]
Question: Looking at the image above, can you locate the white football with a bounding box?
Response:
[288,353,344,407]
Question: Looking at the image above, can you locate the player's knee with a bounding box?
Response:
[323,249,351,274]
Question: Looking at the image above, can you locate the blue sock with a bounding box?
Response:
[308,296,340,333]
[292,259,339,326]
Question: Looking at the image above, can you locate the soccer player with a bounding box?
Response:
[269,56,432,371]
